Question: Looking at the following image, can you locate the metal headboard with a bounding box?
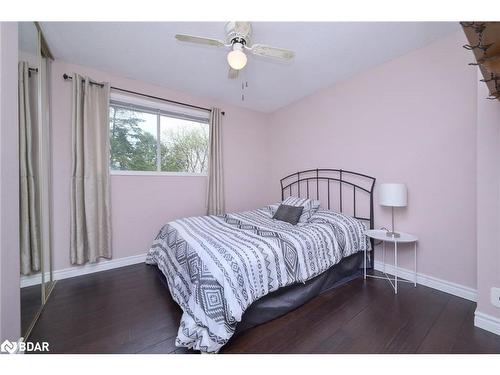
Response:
[280,168,376,268]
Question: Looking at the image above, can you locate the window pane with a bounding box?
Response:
[109,105,158,171]
[160,116,209,174]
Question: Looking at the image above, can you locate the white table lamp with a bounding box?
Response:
[379,183,407,238]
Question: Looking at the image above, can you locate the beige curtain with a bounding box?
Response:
[207,108,225,215]
[19,61,41,275]
[70,74,112,265]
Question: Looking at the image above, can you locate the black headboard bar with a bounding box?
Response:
[327,180,330,210]
[316,169,320,200]
[353,187,356,217]
[282,177,372,194]
[280,168,376,184]
[297,172,300,197]
[339,170,343,213]
[280,168,376,269]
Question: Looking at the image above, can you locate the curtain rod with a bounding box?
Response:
[62,74,225,116]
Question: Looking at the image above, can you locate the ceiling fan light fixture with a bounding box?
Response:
[175,23,295,79]
[227,43,247,70]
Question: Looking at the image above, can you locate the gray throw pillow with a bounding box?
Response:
[272,204,304,225]
[281,196,321,223]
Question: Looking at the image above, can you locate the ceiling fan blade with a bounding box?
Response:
[175,34,225,48]
[228,67,239,79]
[249,44,295,60]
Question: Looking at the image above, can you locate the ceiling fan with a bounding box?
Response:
[175,22,295,79]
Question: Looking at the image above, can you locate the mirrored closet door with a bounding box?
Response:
[18,21,55,339]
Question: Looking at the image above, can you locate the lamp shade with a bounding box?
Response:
[379,183,407,207]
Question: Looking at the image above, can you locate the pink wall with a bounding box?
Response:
[46,30,499,310]
[0,22,20,341]
[50,60,272,271]
[268,31,478,289]
[476,71,500,318]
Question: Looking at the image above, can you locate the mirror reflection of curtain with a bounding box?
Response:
[19,61,41,275]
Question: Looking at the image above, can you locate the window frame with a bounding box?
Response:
[109,92,210,177]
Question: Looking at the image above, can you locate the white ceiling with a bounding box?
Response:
[40,22,459,113]
[19,22,39,54]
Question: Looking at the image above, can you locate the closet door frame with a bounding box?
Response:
[22,22,56,340]
[36,31,55,305]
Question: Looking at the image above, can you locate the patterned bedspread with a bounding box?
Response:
[145,207,370,353]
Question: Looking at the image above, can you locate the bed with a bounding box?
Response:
[146,169,376,353]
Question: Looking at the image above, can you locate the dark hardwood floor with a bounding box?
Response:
[28,263,500,354]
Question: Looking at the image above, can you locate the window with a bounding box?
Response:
[109,95,209,175]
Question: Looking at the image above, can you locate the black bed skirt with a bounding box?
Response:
[234,251,363,334]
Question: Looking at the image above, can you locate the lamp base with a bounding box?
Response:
[386,231,401,238]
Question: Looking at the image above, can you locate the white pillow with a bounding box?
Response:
[267,203,280,214]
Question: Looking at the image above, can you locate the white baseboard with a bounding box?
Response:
[474,310,500,336]
[374,260,478,302]
[17,337,25,354]
[21,253,147,288]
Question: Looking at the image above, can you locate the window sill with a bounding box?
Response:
[110,170,207,177]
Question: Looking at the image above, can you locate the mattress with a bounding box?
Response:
[146,207,370,353]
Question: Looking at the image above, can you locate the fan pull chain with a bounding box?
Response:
[241,80,248,101]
